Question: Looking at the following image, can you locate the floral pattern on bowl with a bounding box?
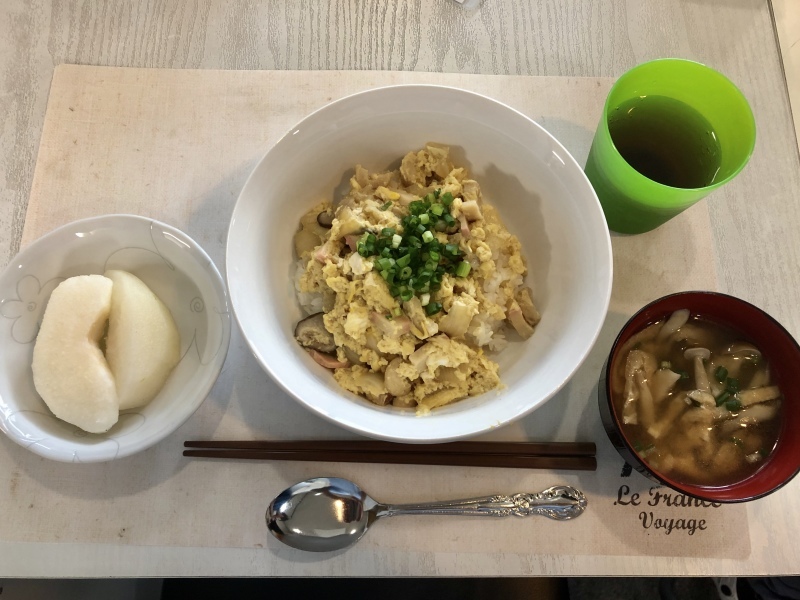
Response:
[0,214,231,463]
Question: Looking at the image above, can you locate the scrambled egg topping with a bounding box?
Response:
[294,144,540,414]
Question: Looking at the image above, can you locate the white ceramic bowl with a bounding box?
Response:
[227,85,612,442]
[0,215,231,462]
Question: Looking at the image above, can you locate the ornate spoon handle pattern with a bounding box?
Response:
[377,485,587,520]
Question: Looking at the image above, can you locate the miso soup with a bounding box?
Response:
[611,309,783,487]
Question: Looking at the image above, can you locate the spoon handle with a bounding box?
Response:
[378,485,587,520]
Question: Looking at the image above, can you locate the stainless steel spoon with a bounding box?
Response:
[266,476,587,552]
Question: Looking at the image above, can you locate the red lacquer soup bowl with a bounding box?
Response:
[598,291,800,502]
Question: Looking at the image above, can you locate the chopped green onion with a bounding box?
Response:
[675,369,690,380]
[392,307,402,317]
[420,293,430,306]
[380,201,392,210]
[726,378,740,392]
[715,391,731,406]
[409,201,426,215]
[425,302,442,316]
[352,187,467,302]
[725,398,743,412]
[385,314,393,320]
[714,366,728,382]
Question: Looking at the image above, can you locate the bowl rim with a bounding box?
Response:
[602,290,800,503]
[0,213,232,462]
[227,83,614,442]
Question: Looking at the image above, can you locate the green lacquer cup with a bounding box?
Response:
[585,58,756,234]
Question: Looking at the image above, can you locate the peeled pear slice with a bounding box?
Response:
[104,270,180,410]
[32,275,118,433]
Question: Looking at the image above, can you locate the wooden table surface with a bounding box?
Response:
[1,0,798,577]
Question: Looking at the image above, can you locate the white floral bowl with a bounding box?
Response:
[0,214,231,462]
[227,85,613,442]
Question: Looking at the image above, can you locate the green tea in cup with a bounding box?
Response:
[585,59,755,234]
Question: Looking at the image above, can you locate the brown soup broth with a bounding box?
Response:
[612,315,782,487]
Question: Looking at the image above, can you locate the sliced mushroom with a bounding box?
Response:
[507,299,535,339]
[684,347,711,393]
[723,342,762,360]
[657,309,690,340]
[687,389,716,409]
[307,349,349,369]
[385,358,412,396]
[341,346,364,366]
[316,210,335,228]
[515,287,541,327]
[294,313,336,353]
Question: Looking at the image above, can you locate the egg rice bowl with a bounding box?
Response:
[293,144,540,414]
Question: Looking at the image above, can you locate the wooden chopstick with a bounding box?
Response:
[182,448,597,471]
[183,439,596,457]
[182,440,597,470]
